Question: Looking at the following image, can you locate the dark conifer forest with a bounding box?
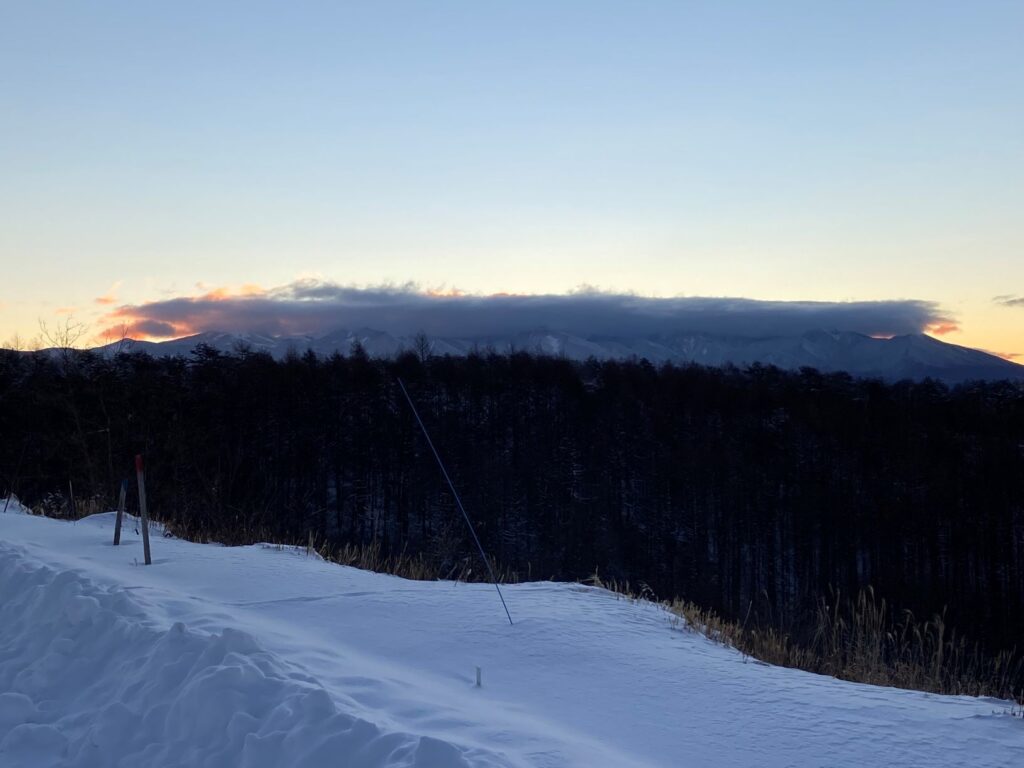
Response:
[2,345,1023,659]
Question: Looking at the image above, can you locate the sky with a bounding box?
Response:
[1,1,1022,356]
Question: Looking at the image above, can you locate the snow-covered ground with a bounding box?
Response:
[1,503,1021,767]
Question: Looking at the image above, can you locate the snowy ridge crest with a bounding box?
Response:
[83,328,1024,384]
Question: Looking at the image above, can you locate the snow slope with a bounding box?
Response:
[1,508,1021,767]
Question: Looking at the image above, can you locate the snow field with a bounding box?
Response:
[1,505,1022,767]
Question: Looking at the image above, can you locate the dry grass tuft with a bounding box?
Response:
[160,517,520,585]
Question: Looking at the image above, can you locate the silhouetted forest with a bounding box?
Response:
[2,345,1023,658]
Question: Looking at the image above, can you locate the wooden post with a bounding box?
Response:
[113,478,128,545]
[68,480,77,518]
[135,455,152,565]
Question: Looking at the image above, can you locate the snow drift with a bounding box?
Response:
[0,546,484,767]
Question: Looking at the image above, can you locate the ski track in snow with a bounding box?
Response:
[1,506,1022,767]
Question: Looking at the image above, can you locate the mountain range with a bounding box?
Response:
[78,328,1024,383]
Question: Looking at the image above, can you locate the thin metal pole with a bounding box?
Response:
[397,377,513,626]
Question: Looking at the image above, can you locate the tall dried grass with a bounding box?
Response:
[585,572,1021,704]
[673,588,1022,703]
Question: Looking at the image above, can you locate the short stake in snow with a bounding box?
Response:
[475,666,482,688]
[135,455,152,565]
[113,478,128,545]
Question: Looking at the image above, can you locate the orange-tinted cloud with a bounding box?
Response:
[926,322,959,336]
[192,282,264,300]
[200,287,232,300]
[425,287,466,298]
[94,280,123,306]
[98,320,186,343]
[98,283,274,341]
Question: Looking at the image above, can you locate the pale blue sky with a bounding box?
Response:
[1,1,1022,352]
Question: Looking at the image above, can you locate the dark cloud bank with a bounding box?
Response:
[106,281,953,341]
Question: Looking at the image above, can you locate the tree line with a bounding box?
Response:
[2,343,1022,660]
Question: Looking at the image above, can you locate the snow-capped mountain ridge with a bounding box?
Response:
[82,328,1024,383]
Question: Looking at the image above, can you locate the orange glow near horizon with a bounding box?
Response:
[96,282,273,343]
[97,322,190,344]
[990,350,1021,361]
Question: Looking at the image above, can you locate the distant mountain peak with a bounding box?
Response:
[68,326,1024,384]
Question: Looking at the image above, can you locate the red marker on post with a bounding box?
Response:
[135,454,152,565]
